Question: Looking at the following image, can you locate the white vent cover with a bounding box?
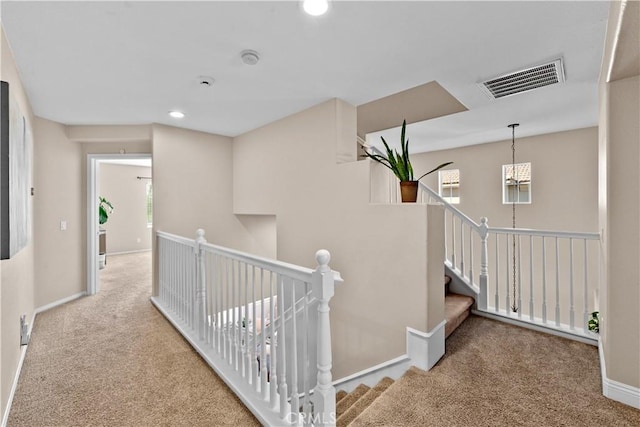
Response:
[479,58,565,99]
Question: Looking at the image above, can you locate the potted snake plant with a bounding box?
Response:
[362,120,453,202]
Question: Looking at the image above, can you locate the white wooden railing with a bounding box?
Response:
[364,143,600,342]
[152,229,342,426]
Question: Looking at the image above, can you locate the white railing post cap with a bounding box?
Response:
[316,249,331,268]
[480,217,488,226]
[196,228,206,242]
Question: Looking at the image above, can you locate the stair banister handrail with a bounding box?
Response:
[418,182,480,231]
[486,226,600,240]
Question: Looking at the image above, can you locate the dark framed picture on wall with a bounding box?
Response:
[0,80,33,260]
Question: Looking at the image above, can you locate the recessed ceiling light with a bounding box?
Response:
[303,0,329,16]
[168,110,185,119]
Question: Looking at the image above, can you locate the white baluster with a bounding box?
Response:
[469,231,474,285]
[252,267,259,389]
[542,237,547,323]
[529,236,534,321]
[261,268,268,399]
[495,234,499,312]
[312,250,337,427]
[583,240,589,330]
[517,234,522,319]
[269,272,278,409]
[277,275,288,419]
[569,238,575,330]
[459,220,465,276]
[451,215,457,269]
[444,211,449,263]
[302,282,312,424]
[505,234,510,314]
[244,263,250,380]
[195,229,207,341]
[290,281,299,419]
[555,237,561,327]
[478,218,489,311]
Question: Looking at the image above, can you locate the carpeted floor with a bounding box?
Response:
[351,315,640,426]
[7,252,259,427]
[9,252,640,426]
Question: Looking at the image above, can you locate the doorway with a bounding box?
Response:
[87,154,152,295]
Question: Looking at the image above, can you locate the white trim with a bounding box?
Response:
[472,309,598,346]
[87,153,152,296]
[599,338,640,409]
[35,292,86,314]
[106,249,152,256]
[332,355,412,393]
[406,320,446,371]
[1,312,35,427]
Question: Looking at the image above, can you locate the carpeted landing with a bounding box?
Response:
[338,315,640,426]
[7,252,259,427]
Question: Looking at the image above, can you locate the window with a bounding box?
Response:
[503,162,531,204]
[145,182,153,227]
[439,169,460,204]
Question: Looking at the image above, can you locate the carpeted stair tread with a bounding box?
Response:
[336,377,394,426]
[336,390,348,403]
[336,384,370,417]
[445,293,474,338]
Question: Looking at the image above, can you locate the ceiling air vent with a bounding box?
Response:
[479,58,565,99]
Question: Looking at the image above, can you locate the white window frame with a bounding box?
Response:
[438,169,460,204]
[502,162,531,204]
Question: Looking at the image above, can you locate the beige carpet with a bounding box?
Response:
[350,315,640,426]
[7,252,258,427]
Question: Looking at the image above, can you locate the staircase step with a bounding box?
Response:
[336,384,370,418]
[445,293,474,338]
[337,377,394,427]
[336,389,348,403]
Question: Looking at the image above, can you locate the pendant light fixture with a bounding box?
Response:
[508,123,519,313]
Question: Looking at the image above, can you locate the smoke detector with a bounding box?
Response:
[240,50,260,66]
[479,58,565,99]
[197,75,215,87]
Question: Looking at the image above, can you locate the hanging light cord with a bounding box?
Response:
[509,123,519,313]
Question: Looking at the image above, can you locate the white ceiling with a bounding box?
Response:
[1,1,609,153]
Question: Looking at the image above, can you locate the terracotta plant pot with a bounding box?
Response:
[400,181,419,203]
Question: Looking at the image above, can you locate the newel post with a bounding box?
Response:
[311,250,337,427]
[478,218,489,311]
[195,229,207,341]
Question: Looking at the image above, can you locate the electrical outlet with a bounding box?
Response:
[60,220,67,231]
[136,237,141,243]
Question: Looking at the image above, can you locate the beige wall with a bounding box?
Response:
[151,124,279,295]
[0,26,36,420]
[414,127,599,232]
[233,99,443,378]
[33,118,84,307]
[599,0,640,392]
[99,164,152,254]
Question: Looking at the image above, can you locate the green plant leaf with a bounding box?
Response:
[415,162,454,181]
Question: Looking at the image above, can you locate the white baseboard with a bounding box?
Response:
[1,312,36,427]
[599,338,640,409]
[332,355,412,393]
[406,320,446,371]
[3,291,87,426]
[107,249,152,256]
[35,292,86,314]
[333,320,446,393]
